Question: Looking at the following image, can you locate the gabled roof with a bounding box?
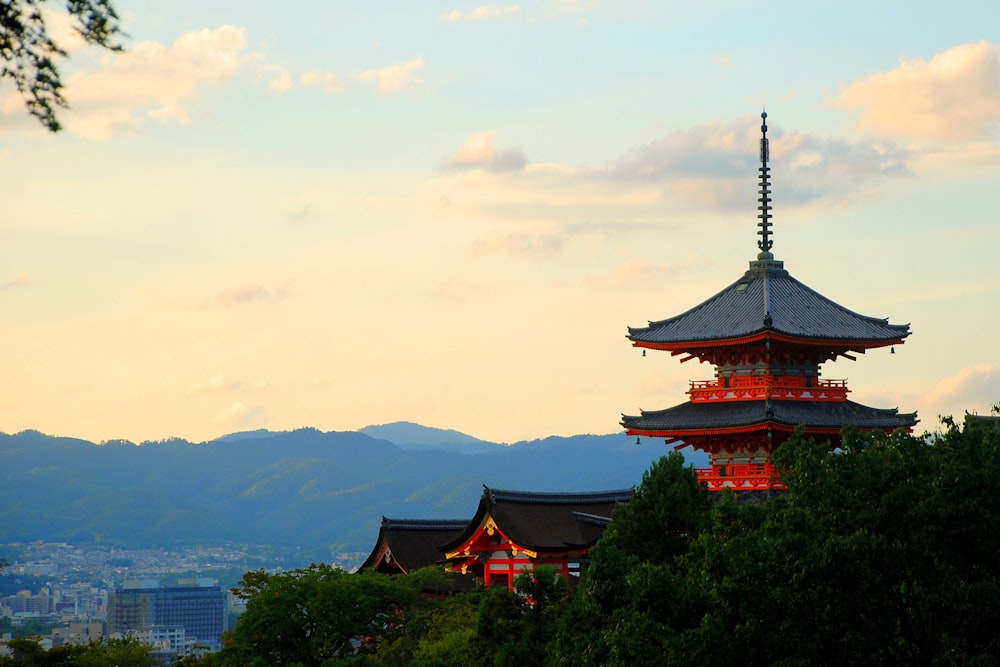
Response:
[623,398,917,434]
[440,487,633,556]
[628,260,910,350]
[359,517,468,573]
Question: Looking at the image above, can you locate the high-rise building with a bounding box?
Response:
[107,580,226,651]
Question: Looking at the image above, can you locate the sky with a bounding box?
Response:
[1,0,999,444]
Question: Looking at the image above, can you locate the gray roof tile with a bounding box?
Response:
[628,262,910,345]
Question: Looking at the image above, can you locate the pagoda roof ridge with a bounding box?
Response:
[485,486,634,505]
[628,262,910,347]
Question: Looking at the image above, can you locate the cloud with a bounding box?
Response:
[584,254,703,290]
[269,70,293,92]
[216,284,283,305]
[214,401,266,427]
[353,57,425,93]
[49,25,254,139]
[833,41,1000,143]
[604,116,910,210]
[441,5,520,21]
[444,132,527,173]
[1,273,28,289]
[924,364,1000,419]
[300,71,345,93]
[714,53,733,73]
[190,374,269,395]
[471,227,566,258]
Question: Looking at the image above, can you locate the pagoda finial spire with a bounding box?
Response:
[756,110,773,259]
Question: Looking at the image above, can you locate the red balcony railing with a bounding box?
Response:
[696,464,786,491]
[688,376,848,402]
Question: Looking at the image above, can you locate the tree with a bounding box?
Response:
[0,0,123,131]
[552,452,712,666]
[556,419,1000,666]
[220,564,448,667]
[0,637,155,666]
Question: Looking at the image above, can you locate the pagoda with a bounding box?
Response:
[622,112,918,491]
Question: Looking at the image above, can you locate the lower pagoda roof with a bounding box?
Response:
[623,398,918,435]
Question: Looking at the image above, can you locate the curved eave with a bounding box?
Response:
[358,524,391,572]
[442,513,539,560]
[440,505,493,556]
[626,422,844,438]
[622,400,919,435]
[628,329,908,354]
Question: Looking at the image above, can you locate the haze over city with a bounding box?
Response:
[2,1,998,445]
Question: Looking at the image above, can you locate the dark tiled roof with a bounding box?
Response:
[441,486,632,554]
[628,262,910,346]
[359,517,468,573]
[623,399,918,432]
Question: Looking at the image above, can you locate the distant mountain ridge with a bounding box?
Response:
[1,424,705,556]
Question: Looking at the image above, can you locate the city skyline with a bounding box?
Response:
[2,1,998,444]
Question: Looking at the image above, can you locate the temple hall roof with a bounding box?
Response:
[359,517,468,573]
[623,398,918,434]
[441,487,633,556]
[628,260,910,349]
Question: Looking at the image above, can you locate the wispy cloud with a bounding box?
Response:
[300,71,345,94]
[583,254,704,290]
[268,69,293,93]
[833,41,1000,143]
[1,273,28,289]
[714,53,733,74]
[49,25,255,139]
[353,58,425,93]
[603,116,910,209]
[444,132,527,173]
[216,284,284,306]
[470,227,567,258]
[924,364,1000,419]
[189,374,268,395]
[214,401,266,427]
[441,5,520,22]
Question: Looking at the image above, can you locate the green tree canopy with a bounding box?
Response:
[556,418,1000,666]
[0,0,123,131]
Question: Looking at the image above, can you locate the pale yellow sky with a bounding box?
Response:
[1,2,998,443]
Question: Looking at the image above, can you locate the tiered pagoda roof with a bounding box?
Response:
[628,259,910,354]
[624,399,915,437]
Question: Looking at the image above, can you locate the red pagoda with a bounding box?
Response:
[623,112,917,491]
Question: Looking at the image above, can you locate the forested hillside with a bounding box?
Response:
[1,424,701,553]
[161,414,1000,667]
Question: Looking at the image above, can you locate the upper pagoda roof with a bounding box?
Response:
[628,260,910,349]
[629,112,909,352]
[359,517,468,574]
[623,398,918,435]
[440,486,633,557]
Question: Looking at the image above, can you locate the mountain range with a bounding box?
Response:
[2,423,706,556]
